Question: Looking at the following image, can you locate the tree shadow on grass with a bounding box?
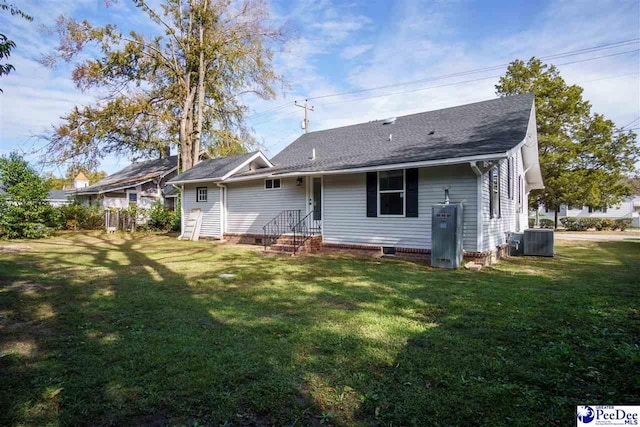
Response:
[1,233,410,426]
[345,241,640,426]
[0,236,638,426]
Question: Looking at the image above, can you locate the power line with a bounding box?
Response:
[250,107,299,126]
[247,101,294,120]
[304,38,639,102]
[312,49,639,107]
[621,117,640,129]
[250,70,639,130]
[576,71,639,85]
[248,38,639,122]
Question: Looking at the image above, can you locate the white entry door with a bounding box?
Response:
[308,176,322,233]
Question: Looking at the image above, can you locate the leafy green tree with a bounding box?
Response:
[0,1,33,91]
[44,167,107,190]
[0,152,52,239]
[496,58,639,227]
[42,0,285,171]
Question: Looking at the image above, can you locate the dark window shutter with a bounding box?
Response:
[366,172,377,217]
[406,168,419,217]
[489,170,494,219]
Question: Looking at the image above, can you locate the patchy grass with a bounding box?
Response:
[0,232,638,426]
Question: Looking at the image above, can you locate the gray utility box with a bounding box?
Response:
[524,229,554,257]
[431,203,464,269]
[508,233,524,256]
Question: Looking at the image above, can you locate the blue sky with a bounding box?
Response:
[0,0,638,176]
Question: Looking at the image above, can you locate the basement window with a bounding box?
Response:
[382,246,396,255]
[265,179,281,190]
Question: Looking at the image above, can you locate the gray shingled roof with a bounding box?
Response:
[264,94,533,174]
[47,189,70,200]
[75,156,177,194]
[167,152,258,183]
[162,184,179,197]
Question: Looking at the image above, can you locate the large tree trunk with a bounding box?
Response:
[554,207,559,229]
[179,88,197,171]
[193,0,208,166]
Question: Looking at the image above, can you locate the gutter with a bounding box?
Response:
[470,161,484,252]
[222,152,510,183]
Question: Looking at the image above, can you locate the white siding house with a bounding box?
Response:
[169,94,544,263]
[535,196,640,227]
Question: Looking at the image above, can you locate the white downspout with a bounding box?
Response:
[216,183,227,240]
[177,184,185,239]
[470,161,483,253]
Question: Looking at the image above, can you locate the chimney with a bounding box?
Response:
[310,148,316,161]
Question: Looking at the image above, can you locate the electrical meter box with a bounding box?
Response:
[431,203,464,269]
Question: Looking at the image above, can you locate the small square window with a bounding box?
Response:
[265,179,281,190]
[128,192,137,206]
[196,187,208,202]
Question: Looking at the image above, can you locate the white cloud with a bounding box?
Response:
[340,43,373,60]
[2,0,638,174]
[254,0,639,159]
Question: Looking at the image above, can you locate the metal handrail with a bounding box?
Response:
[262,209,301,250]
[291,210,322,254]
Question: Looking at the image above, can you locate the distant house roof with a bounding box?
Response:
[75,172,89,181]
[168,152,272,184]
[264,93,534,174]
[47,189,69,200]
[75,156,177,195]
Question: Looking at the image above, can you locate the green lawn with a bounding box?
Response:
[0,233,638,426]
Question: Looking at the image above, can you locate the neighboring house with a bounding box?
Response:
[46,189,72,207]
[72,156,178,210]
[534,197,640,227]
[168,94,544,263]
[0,185,71,207]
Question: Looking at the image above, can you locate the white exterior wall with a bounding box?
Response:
[225,177,306,234]
[481,149,526,252]
[183,183,222,238]
[103,196,128,209]
[322,165,479,251]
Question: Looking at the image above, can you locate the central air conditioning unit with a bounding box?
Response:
[523,229,554,257]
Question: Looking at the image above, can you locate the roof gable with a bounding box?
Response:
[168,151,270,184]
